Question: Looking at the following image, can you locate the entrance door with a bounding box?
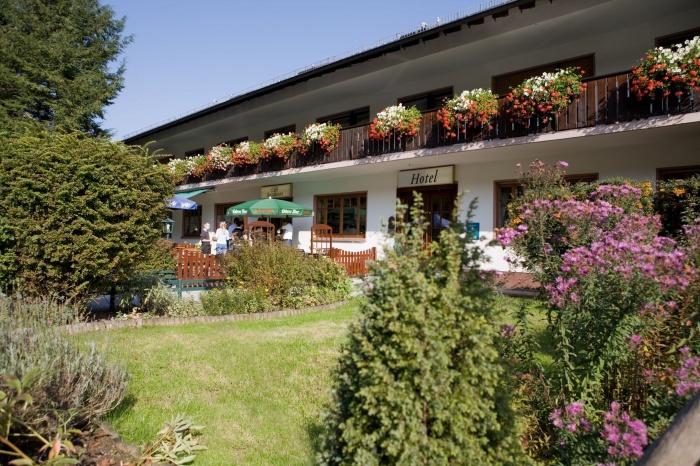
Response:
[397,185,457,244]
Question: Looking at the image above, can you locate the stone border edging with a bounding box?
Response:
[63,300,351,334]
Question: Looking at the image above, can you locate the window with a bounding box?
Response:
[398,87,453,112]
[184,148,204,157]
[264,124,295,139]
[182,206,202,238]
[224,136,248,147]
[494,173,598,228]
[656,28,700,49]
[317,106,370,128]
[215,203,240,228]
[316,192,367,237]
[657,165,700,181]
[492,54,594,97]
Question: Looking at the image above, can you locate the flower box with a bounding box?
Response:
[437,88,499,137]
[506,67,586,128]
[369,104,422,141]
[630,36,700,100]
[299,122,341,154]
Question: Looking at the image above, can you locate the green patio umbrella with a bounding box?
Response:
[226,198,314,218]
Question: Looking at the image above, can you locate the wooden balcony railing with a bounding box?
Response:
[183,71,697,184]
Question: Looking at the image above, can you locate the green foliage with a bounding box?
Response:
[200,287,276,315]
[0,216,18,291]
[0,0,132,136]
[655,175,700,238]
[0,128,173,303]
[497,160,700,463]
[318,196,528,465]
[0,370,82,465]
[218,241,352,311]
[137,414,206,466]
[0,295,128,462]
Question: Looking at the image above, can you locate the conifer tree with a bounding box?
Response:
[0,0,131,136]
[318,196,528,465]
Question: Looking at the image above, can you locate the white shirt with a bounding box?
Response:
[282,222,293,241]
[215,227,229,245]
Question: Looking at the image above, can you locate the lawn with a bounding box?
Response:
[80,302,358,465]
[79,295,546,465]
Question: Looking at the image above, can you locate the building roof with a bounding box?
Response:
[122,0,526,143]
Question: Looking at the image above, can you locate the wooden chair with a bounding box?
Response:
[246,220,275,243]
[310,223,333,257]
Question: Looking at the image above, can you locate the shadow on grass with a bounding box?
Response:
[106,393,138,422]
[305,417,326,459]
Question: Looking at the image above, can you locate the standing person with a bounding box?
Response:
[280,218,293,246]
[215,221,229,255]
[200,223,211,255]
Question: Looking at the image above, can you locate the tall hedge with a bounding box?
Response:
[318,197,528,465]
[0,128,172,300]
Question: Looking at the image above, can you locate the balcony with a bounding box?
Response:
[180,71,698,185]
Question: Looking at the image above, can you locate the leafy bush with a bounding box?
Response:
[0,127,173,303]
[200,287,276,315]
[318,196,528,464]
[0,295,128,454]
[496,160,700,463]
[217,241,352,312]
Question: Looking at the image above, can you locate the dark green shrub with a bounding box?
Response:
[0,295,128,449]
[318,196,528,465]
[0,127,173,303]
[218,241,351,311]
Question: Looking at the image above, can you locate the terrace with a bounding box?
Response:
[176,70,698,185]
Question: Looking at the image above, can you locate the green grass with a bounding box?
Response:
[78,295,550,465]
[80,302,358,465]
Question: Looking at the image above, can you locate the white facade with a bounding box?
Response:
[126,0,700,270]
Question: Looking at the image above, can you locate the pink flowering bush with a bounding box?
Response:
[548,400,648,465]
[496,160,700,463]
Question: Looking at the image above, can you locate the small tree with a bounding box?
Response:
[318,195,528,465]
[0,127,173,302]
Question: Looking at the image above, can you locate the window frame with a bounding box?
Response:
[184,148,205,158]
[317,106,370,128]
[491,54,595,97]
[656,28,700,49]
[264,124,296,139]
[398,86,453,112]
[494,173,598,229]
[657,165,700,182]
[223,136,248,147]
[315,191,368,238]
[182,206,203,238]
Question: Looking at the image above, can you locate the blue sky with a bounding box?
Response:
[102,0,494,140]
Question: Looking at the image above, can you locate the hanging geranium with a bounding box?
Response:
[507,67,586,126]
[206,144,234,171]
[299,122,341,154]
[630,36,700,100]
[437,88,499,137]
[262,132,298,161]
[369,104,422,141]
[185,154,210,178]
[232,141,262,166]
[167,158,189,183]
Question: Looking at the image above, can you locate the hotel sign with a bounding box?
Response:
[261,183,293,198]
[398,165,454,188]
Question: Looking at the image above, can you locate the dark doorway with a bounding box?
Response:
[397,184,458,244]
